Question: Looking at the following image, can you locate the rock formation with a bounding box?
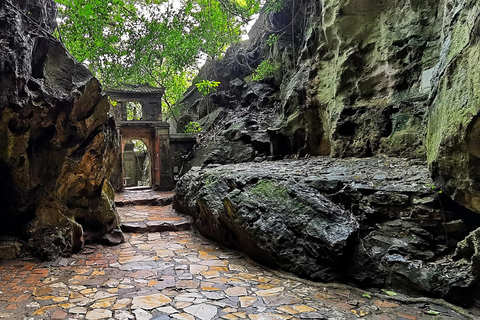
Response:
[0,0,123,260]
[173,0,480,305]
[175,158,478,305]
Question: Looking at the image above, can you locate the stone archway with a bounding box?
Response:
[123,139,152,188]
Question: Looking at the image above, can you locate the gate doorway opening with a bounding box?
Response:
[123,139,152,189]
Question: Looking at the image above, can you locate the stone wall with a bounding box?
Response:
[0,0,122,259]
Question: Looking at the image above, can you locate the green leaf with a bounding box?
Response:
[362,293,371,299]
[426,310,440,315]
[381,289,397,296]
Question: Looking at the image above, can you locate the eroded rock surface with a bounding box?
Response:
[175,0,480,219]
[174,157,479,305]
[0,0,122,259]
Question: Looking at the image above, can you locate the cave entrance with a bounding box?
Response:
[123,139,152,189]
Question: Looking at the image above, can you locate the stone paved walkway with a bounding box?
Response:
[0,191,476,320]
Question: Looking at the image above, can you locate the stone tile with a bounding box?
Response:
[69,307,87,314]
[184,303,218,320]
[292,305,316,313]
[171,313,195,320]
[85,309,112,320]
[51,309,67,320]
[114,310,135,320]
[225,287,248,296]
[133,308,153,320]
[90,297,116,308]
[255,287,284,297]
[239,296,257,308]
[277,306,299,314]
[156,306,178,314]
[248,313,292,320]
[132,293,172,310]
[373,300,400,308]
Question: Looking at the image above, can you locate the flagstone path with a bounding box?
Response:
[0,190,477,320]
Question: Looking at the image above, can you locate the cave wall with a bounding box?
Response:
[0,0,123,259]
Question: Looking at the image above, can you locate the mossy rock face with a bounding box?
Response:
[0,0,122,260]
[426,0,480,213]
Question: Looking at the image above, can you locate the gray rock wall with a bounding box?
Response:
[176,0,480,215]
[0,0,123,260]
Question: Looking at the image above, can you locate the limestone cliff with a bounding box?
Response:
[0,0,123,260]
[176,0,480,217]
[174,0,480,306]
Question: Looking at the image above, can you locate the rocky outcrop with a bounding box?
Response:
[176,0,445,165]
[174,157,479,305]
[0,0,123,259]
[175,0,480,217]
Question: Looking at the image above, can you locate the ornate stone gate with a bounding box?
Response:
[107,84,195,191]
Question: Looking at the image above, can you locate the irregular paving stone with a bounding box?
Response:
[85,309,112,320]
[225,287,248,296]
[132,294,172,310]
[133,308,154,320]
[69,307,87,314]
[248,314,292,320]
[156,306,178,314]
[172,313,195,320]
[239,296,256,308]
[114,310,135,320]
[51,309,67,320]
[184,303,218,320]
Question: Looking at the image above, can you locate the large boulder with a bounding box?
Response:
[0,0,123,260]
[174,157,479,305]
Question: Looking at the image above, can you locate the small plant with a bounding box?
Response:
[264,0,287,13]
[266,33,283,46]
[195,80,220,96]
[252,60,280,81]
[185,121,202,133]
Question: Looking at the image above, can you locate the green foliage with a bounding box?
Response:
[195,80,221,96]
[185,121,202,133]
[55,0,260,113]
[266,33,283,46]
[126,102,142,120]
[362,293,371,299]
[263,0,287,13]
[381,289,397,296]
[426,310,440,315]
[131,139,147,153]
[252,60,280,81]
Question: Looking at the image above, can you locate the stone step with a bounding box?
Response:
[118,205,192,233]
[115,196,172,207]
[115,190,175,207]
[121,219,192,233]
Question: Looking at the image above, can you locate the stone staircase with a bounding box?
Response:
[115,190,192,233]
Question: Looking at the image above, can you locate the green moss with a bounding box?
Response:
[391,113,410,133]
[427,44,480,164]
[250,180,288,200]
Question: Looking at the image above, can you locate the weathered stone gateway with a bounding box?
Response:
[3,0,480,315]
[107,84,195,192]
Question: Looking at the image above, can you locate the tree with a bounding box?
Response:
[54,0,261,115]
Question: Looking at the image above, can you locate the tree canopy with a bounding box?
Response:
[55,0,261,111]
